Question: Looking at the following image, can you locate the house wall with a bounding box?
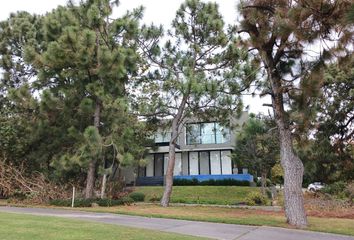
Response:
[122,112,250,183]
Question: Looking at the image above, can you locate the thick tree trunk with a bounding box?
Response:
[261,171,267,195]
[277,122,307,227]
[160,96,187,207]
[85,101,100,199]
[270,74,308,228]
[259,48,307,227]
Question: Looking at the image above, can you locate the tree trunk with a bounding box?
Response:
[259,48,308,227]
[100,173,107,199]
[270,74,308,228]
[160,96,187,207]
[277,123,307,227]
[160,135,176,207]
[261,171,267,195]
[85,100,100,199]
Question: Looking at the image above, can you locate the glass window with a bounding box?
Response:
[201,123,216,144]
[186,124,201,144]
[199,151,210,175]
[154,131,171,143]
[154,153,164,176]
[215,123,230,144]
[186,122,230,145]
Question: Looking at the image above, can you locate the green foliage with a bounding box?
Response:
[49,198,95,207]
[128,192,145,202]
[245,192,269,206]
[119,196,134,205]
[136,0,254,128]
[321,181,347,197]
[0,0,152,191]
[137,186,259,205]
[232,116,279,180]
[301,60,354,184]
[96,197,133,206]
[173,178,250,186]
[148,195,162,202]
[271,164,284,185]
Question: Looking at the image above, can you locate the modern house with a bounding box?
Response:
[123,112,253,185]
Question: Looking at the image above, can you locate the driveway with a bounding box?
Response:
[0,206,353,240]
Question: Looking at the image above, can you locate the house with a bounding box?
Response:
[123,111,253,185]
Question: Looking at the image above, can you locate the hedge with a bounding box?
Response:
[128,192,145,202]
[173,178,250,186]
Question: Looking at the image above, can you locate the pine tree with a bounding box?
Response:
[24,0,144,198]
[237,0,353,227]
[136,0,255,207]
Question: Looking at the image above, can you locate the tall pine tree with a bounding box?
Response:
[136,0,255,207]
[25,0,144,198]
[237,0,353,227]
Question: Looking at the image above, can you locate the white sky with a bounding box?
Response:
[0,0,270,114]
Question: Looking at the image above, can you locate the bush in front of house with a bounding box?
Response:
[173,178,199,186]
[245,192,269,206]
[129,192,145,202]
[173,178,250,186]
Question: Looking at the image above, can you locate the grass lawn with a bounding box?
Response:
[76,204,354,236]
[0,212,208,240]
[134,186,259,205]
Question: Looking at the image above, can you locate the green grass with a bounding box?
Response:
[0,212,208,240]
[134,186,259,205]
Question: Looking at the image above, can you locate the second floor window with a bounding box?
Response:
[154,132,171,143]
[186,122,230,145]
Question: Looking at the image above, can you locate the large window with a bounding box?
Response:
[154,131,171,143]
[188,150,232,175]
[186,122,230,145]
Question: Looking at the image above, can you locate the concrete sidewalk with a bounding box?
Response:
[0,206,353,240]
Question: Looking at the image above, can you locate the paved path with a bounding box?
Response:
[0,206,353,240]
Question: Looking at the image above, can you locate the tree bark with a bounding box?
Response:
[260,49,307,227]
[100,173,107,199]
[85,100,100,199]
[160,96,187,207]
[160,134,176,207]
[270,74,307,228]
[261,171,267,195]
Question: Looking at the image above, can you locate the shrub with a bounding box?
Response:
[321,181,346,197]
[76,198,97,207]
[49,198,95,207]
[345,182,354,203]
[173,178,199,186]
[129,192,145,202]
[120,196,134,205]
[49,199,72,207]
[245,192,269,206]
[173,178,250,186]
[149,194,161,202]
[96,198,123,207]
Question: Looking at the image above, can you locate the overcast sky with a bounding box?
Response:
[0,0,270,114]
